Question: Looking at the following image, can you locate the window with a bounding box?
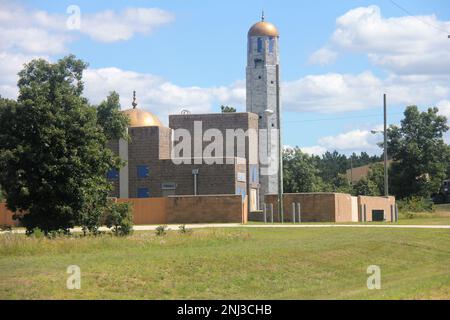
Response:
[137,165,149,178]
[250,165,259,183]
[236,187,247,201]
[137,187,150,198]
[257,37,263,53]
[268,37,275,53]
[107,169,119,180]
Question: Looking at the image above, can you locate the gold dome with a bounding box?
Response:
[248,21,279,37]
[122,108,163,128]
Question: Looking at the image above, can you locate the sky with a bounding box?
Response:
[1,0,450,156]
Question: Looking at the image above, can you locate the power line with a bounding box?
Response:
[389,0,450,35]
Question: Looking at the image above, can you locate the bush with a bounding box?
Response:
[398,196,435,213]
[104,202,133,236]
[155,225,167,237]
[27,227,45,239]
[178,225,192,235]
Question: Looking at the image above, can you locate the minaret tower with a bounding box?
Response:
[246,12,283,208]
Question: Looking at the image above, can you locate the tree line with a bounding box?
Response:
[284,106,450,200]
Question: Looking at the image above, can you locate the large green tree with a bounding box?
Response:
[352,163,384,196]
[0,55,127,233]
[283,147,327,193]
[387,106,450,198]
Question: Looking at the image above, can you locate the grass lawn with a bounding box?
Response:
[396,204,450,225]
[1,227,449,300]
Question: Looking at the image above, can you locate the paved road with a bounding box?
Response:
[2,223,450,234]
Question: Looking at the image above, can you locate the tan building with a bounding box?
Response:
[346,161,393,183]
[260,193,396,223]
[107,99,260,212]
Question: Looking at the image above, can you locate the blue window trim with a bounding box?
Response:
[137,165,149,179]
[107,169,119,180]
[137,187,150,198]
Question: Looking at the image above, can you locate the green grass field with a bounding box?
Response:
[1,226,449,300]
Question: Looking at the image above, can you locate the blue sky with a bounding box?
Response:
[1,0,450,155]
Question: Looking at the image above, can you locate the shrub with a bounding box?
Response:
[178,225,192,235]
[155,225,167,237]
[27,227,45,239]
[398,196,435,213]
[104,202,133,236]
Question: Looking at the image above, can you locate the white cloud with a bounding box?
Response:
[83,67,245,123]
[80,8,174,42]
[437,100,450,119]
[308,47,338,66]
[0,1,174,55]
[300,146,327,156]
[0,2,69,54]
[282,71,450,113]
[301,126,384,156]
[311,5,450,75]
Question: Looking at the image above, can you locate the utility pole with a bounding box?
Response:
[384,94,389,197]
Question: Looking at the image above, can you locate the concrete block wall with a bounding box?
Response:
[335,193,353,222]
[264,193,339,222]
[358,196,396,222]
[166,195,247,224]
[261,193,396,223]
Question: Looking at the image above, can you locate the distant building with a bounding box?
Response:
[346,161,393,183]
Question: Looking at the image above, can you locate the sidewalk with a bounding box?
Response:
[2,223,450,234]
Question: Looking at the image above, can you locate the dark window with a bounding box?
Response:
[372,210,384,222]
[107,169,119,180]
[137,187,150,198]
[257,37,263,53]
[137,165,149,178]
[269,37,275,53]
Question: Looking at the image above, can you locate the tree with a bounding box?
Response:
[221,105,236,113]
[0,55,125,233]
[104,201,133,236]
[353,177,380,196]
[96,91,130,141]
[283,147,327,193]
[317,151,348,182]
[387,106,450,198]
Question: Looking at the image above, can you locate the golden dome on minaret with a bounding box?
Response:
[122,91,163,128]
[248,11,279,37]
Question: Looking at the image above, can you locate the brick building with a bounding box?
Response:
[107,102,259,212]
[107,15,284,213]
